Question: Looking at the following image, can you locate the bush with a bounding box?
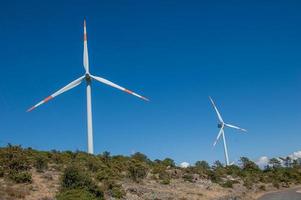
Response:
[162,158,175,167]
[152,163,171,184]
[221,180,234,188]
[34,156,48,172]
[152,164,166,174]
[109,184,125,199]
[131,152,149,163]
[0,145,31,172]
[195,160,210,170]
[61,165,103,198]
[49,151,64,164]
[9,171,32,183]
[96,167,116,182]
[56,189,100,200]
[86,157,104,172]
[160,178,171,185]
[128,160,148,182]
[208,170,222,183]
[182,174,194,182]
[158,170,171,185]
[243,177,253,189]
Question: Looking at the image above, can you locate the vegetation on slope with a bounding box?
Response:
[0,144,301,199]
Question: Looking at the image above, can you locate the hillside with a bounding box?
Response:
[0,145,301,200]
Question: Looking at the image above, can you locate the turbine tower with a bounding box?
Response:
[209,97,246,166]
[27,19,149,154]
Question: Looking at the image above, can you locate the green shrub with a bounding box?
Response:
[9,171,32,183]
[158,170,170,185]
[86,157,104,172]
[34,156,48,172]
[61,165,103,198]
[96,169,109,182]
[50,151,64,164]
[151,163,171,184]
[221,180,234,188]
[160,178,171,185]
[208,170,222,183]
[109,184,125,199]
[96,167,116,182]
[56,189,100,200]
[0,145,30,172]
[240,157,260,172]
[152,164,166,175]
[243,178,253,189]
[131,152,149,163]
[162,158,175,167]
[127,160,148,182]
[195,160,210,170]
[182,174,194,182]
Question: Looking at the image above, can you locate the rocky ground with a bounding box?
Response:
[0,167,60,200]
[0,168,284,200]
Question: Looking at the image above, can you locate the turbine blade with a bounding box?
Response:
[83,19,89,73]
[90,75,149,101]
[209,96,224,123]
[27,76,85,112]
[213,128,223,147]
[225,123,247,132]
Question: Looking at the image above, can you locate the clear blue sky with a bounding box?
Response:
[0,0,300,165]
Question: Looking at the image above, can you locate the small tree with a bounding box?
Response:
[131,152,149,163]
[100,151,111,163]
[269,158,281,169]
[195,160,210,170]
[240,157,260,171]
[162,158,175,167]
[34,156,48,172]
[212,160,223,169]
[280,157,292,168]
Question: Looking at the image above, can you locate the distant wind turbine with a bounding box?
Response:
[209,97,246,166]
[27,19,149,154]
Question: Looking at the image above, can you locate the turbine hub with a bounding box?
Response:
[218,123,223,128]
[85,73,91,81]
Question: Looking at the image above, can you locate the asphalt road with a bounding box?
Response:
[258,188,301,200]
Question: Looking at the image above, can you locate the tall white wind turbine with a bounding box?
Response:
[209,97,246,166]
[27,19,149,154]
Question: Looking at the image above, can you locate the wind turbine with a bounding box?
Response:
[27,19,149,154]
[209,97,246,166]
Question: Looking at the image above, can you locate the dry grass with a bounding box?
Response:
[0,179,30,200]
[0,167,297,200]
[23,169,60,200]
[0,168,60,200]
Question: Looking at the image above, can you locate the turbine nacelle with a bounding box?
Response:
[217,123,223,129]
[85,73,92,81]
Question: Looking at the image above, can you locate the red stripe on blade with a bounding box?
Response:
[124,89,133,94]
[44,96,53,103]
